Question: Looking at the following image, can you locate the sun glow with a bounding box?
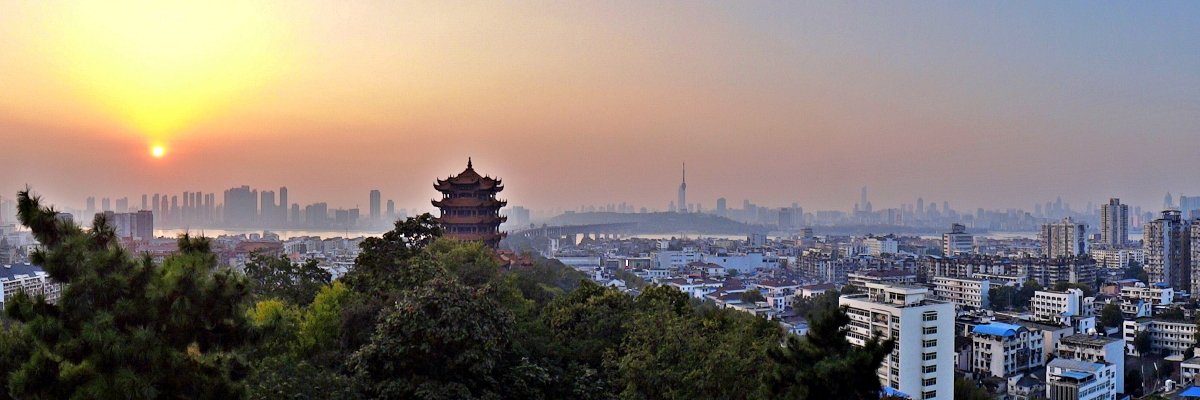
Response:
[39,1,293,140]
[151,145,166,158]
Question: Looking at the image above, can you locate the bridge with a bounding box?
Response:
[510,222,639,241]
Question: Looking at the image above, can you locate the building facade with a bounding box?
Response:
[841,283,955,400]
[970,322,1043,378]
[1143,210,1191,292]
[1099,198,1128,248]
[932,276,990,310]
[1041,217,1087,258]
[1045,358,1117,400]
[943,224,974,256]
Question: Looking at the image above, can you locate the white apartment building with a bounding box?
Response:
[943,224,974,256]
[848,270,917,288]
[1089,248,1143,270]
[652,249,703,270]
[969,322,1044,378]
[1031,289,1095,333]
[1055,334,1124,395]
[1045,358,1117,400]
[865,236,899,256]
[1123,318,1197,357]
[933,276,991,310]
[704,252,779,274]
[1118,282,1173,306]
[841,283,954,400]
[0,263,61,307]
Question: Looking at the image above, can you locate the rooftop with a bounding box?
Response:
[0,263,46,281]
[1060,334,1121,347]
[972,322,1023,338]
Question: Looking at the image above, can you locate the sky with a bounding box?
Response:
[1,1,1198,214]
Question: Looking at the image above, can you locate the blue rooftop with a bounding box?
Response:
[880,387,909,399]
[1181,386,1200,398]
[0,263,45,281]
[972,322,1022,337]
[1059,370,1092,380]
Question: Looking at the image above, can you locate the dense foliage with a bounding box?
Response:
[0,190,893,399]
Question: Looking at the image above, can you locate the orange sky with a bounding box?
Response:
[1,2,1197,213]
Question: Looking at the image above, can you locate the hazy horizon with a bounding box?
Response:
[3,2,1198,213]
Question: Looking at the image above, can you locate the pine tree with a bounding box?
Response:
[763,294,895,399]
[3,190,253,398]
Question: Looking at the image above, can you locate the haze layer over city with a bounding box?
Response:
[2,2,1198,216]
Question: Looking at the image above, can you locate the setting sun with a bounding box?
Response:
[151,145,166,158]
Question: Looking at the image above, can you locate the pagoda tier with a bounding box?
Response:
[432,158,507,248]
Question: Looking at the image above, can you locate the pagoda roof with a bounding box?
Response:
[436,215,507,225]
[435,158,503,190]
[432,198,507,208]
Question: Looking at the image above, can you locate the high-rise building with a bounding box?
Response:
[141,194,148,211]
[432,158,507,248]
[1040,217,1087,258]
[1143,210,1191,292]
[840,283,954,400]
[677,163,687,213]
[1099,198,1128,248]
[223,186,258,228]
[386,200,395,221]
[279,187,289,225]
[369,190,382,221]
[260,190,276,225]
[101,198,111,212]
[716,198,727,216]
[1181,195,1200,219]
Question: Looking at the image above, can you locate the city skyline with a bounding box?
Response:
[2,2,1198,211]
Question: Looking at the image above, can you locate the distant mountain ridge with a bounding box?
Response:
[541,212,765,234]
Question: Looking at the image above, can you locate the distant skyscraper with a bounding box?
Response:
[101,198,111,212]
[1165,192,1175,210]
[916,197,924,219]
[386,200,395,220]
[279,187,289,224]
[260,190,276,225]
[370,190,382,221]
[1099,198,1129,248]
[85,197,96,217]
[716,197,727,216]
[223,186,258,228]
[677,163,687,213]
[860,187,871,213]
[1181,196,1200,219]
[1040,217,1087,258]
[141,194,148,211]
[1144,210,1191,291]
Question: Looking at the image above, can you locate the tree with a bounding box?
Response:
[616,304,781,400]
[342,213,442,293]
[954,377,993,400]
[3,190,253,398]
[1099,303,1125,328]
[348,278,514,399]
[1124,261,1149,283]
[243,253,331,305]
[1125,368,1144,397]
[539,281,633,368]
[1134,330,1153,355]
[763,294,895,399]
[989,285,1016,310]
[1052,282,1096,298]
[740,290,766,303]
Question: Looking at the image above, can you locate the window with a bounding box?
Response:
[923,377,937,387]
[923,352,937,361]
[923,364,937,374]
[923,339,938,348]
[923,311,938,321]
[923,390,937,399]
[923,326,938,335]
